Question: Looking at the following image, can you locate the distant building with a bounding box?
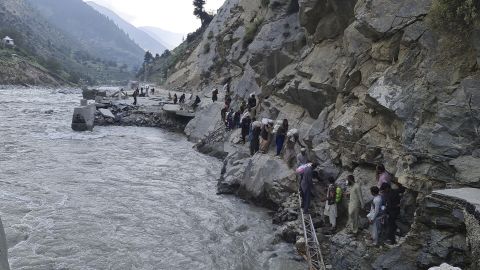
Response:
[2,36,15,48]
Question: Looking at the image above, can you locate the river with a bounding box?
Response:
[0,88,305,270]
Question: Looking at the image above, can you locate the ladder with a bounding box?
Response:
[299,194,326,270]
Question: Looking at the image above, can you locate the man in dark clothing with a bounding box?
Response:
[173,93,178,104]
[133,88,139,105]
[225,96,232,107]
[275,119,288,156]
[241,114,251,144]
[250,125,261,156]
[221,105,228,124]
[380,181,405,245]
[193,95,201,109]
[179,94,186,104]
[247,94,257,110]
[301,162,319,214]
[212,88,218,102]
[233,110,241,128]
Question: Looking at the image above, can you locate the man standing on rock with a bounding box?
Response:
[250,122,261,155]
[296,148,308,166]
[367,186,384,246]
[301,162,318,214]
[346,175,364,235]
[275,119,288,156]
[324,177,342,231]
[376,164,392,187]
[212,88,218,102]
[381,181,405,245]
[133,88,139,105]
[240,113,251,144]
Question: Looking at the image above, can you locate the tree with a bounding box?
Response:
[144,51,154,63]
[193,0,213,26]
[155,53,160,60]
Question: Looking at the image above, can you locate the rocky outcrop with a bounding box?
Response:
[155,0,480,268]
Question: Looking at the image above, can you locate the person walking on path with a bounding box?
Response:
[179,94,186,104]
[221,105,228,124]
[275,119,288,156]
[346,175,364,235]
[247,94,257,110]
[132,88,139,105]
[212,88,218,102]
[381,181,405,245]
[241,114,251,144]
[324,177,342,231]
[173,93,178,104]
[250,123,261,156]
[300,162,318,214]
[260,122,273,153]
[296,148,309,166]
[367,186,384,246]
[284,131,304,168]
[193,95,201,109]
[376,164,392,188]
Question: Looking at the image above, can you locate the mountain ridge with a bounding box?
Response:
[86,1,167,54]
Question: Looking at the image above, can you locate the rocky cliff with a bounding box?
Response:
[155,0,480,269]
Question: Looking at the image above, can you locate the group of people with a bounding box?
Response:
[211,81,405,247]
[131,86,155,105]
[298,161,405,247]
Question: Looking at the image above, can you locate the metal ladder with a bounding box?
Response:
[298,194,326,270]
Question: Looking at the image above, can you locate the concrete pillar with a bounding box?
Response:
[71,104,96,131]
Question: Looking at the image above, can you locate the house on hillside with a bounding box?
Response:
[2,36,15,48]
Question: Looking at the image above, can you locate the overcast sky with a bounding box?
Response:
[85,0,225,34]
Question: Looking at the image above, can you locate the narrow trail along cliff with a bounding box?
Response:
[138,0,480,269]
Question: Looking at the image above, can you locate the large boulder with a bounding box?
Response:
[221,153,297,208]
[185,102,224,142]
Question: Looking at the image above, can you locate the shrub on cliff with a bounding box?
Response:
[243,17,265,47]
[430,0,480,35]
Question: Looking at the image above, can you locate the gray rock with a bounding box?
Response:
[450,156,480,187]
[354,0,431,40]
[98,109,115,119]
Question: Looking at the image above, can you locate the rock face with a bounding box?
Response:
[155,0,480,268]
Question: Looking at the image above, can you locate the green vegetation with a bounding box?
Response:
[243,17,265,47]
[430,0,480,35]
[203,42,211,54]
[0,0,141,85]
[193,0,214,27]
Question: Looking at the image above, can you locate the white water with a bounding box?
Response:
[0,88,305,270]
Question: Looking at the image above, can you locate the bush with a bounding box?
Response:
[243,17,265,47]
[207,31,214,39]
[203,42,211,54]
[430,0,480,35]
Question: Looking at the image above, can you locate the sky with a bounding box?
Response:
[84,0,225,34]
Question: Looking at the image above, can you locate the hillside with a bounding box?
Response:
[28,0,144,67]
[0,0,136,85]
[86,1,167,55]
[140,0,480,269]
[139,26,184,50]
